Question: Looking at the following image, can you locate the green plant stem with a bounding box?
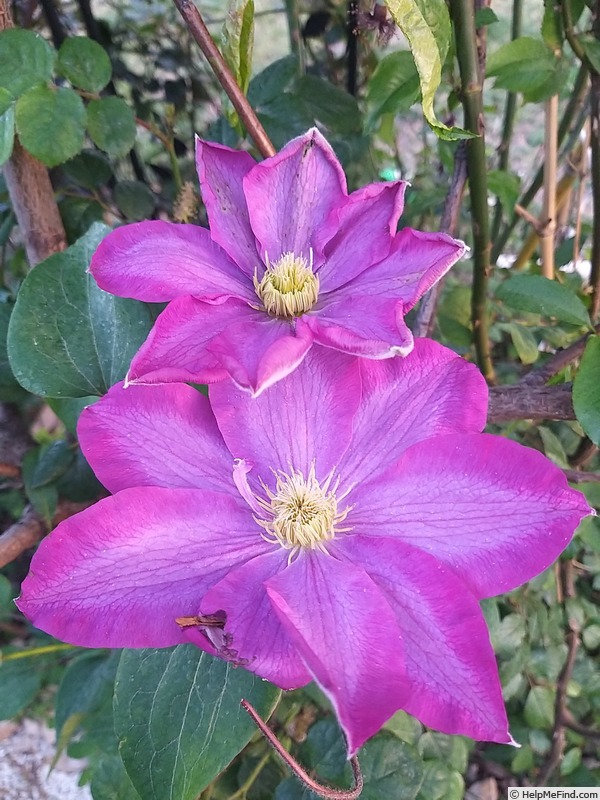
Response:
[228,749,272,800]
[590,1,600,319]
[172,0,275,158]
[450,0,495,382]
[492,62,589,262]
[284,0,304,73]
[490,0,522,244]
[1,644,77,662]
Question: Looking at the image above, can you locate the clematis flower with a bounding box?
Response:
[90,128,466,396]
[17,341,590,755]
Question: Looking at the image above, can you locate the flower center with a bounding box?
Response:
[254,251,319,319]
[255,464,351,556]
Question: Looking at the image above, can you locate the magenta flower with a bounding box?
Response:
[17,341,590,755]
[90,129,466,395]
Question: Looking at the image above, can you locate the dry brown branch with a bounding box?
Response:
[0,501,92,569]
[487,383,574,423]
[522,324,600,387]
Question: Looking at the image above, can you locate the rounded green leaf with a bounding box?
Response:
[0,659,42,720]
[114,180,156,221]
[366,50,420,132]
[114,645,281,800]
[523,685,555,730]
[0,87,13,115]
[87,96,136,156]
[7,224,154,398]
[15,86,86,167]
[0,28,54,99]
[573,336,600,446]
[62,149,113,189]
[57,36,112,93]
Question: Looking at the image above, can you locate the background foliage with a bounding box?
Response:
[1,0,600,798]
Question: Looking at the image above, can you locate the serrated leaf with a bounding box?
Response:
[7,224,154,398]
[0,29,55,99]
[221,0,254,96]
[113,645,280,800]
[365,51,420,131]
[496,274,591,327]
[57,36,112,93]
[16,86,86,167]
[87,97,136,157]
[573,336,600,446]
[386,0,471,140]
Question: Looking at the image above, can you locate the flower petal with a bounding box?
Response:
[127,296,244,386]
[195,138,259,276]
[307,295,414,358]
[78,381,235,495]
[90,221,253,302]
[17,488,268,648]
[330,228,466,311]
[206,313,314,396]
[198,550,312,689]
[348,433,591,598]
[210,347,360,483]
[243,129,347,267]
[338,339,488,487]
[266,552,408,757]
[317,181,407,293]
[334,536,512,743]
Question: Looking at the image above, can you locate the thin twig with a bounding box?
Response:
[172,0,275,158]
[413,143,468,338]
[522,323,600,387]
[589,2,600,319]
[241,700,363,800]
[562,469,600,484]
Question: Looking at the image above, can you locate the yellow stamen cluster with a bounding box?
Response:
[254,251,319,319]
[255,464,351,558]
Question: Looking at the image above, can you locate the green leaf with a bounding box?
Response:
[62,150,113,190]
[221,0,255,96]
[21,448,58,521]
[56,651,120,743]
[487,169,521,210]
[573,336,600,446]
[582,624,600,651]
[114,181,156,221]
[383,709,423,745]
[365,51,420,132]
[48,395,97,435]
[113,645,280,800]
[417,732,469,773]
[295,75,362,135]
[506,323,539,365]
[0,658,43,720]
[416,762,464,800]
[487,37,562,99]
[0,29,55,99]
[560,747,582,776]
[475,7,498,26]
[0,302,18,390]
[523,685,555,729]
[90,756,141,800]
[247,56,296,107]
[579,35,600,73]
[358,733,424,800]
[31,440,75,487]
[496,275,591,328]
[87,97,136,157]
[0,87,13,115]
[386,0,470,140]
[7,224,154,398]
[0,103,14,166]
[57,36,112,93]
[15,86,86,167]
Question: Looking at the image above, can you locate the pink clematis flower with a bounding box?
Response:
[90,129,466,396]
[17,341,590,756]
